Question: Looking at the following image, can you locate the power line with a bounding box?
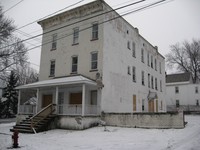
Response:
[1,0,85,33]
[22,0,169,54]
[2,0,24,14]
[0,0,145,50]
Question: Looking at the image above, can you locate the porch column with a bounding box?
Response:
[17,90,21,114]
[82,84,86,116]
[55,86,59,114]
[36,88,39,113]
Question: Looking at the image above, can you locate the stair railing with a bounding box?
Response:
[30,103,56,133]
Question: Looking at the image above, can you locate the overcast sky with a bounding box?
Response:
[1,0,200,73]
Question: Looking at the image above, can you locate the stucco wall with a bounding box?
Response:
[102,112,185,129]
[39,2,104,81]
[101,9,166,113]
[56,115,100,130]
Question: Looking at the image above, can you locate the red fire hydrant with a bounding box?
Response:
[12,130,19,148]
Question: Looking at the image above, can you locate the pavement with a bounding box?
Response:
[0,117,16,124]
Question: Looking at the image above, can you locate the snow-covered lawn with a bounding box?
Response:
[0,115,200,150]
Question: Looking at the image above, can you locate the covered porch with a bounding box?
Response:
[17,76,101,117]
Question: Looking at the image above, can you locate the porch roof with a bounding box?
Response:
[16,75,97,89]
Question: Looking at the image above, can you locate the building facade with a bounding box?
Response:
[16,0,166,130]
[166,73,200,112]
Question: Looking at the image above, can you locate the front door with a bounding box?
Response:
[42,94,53,108]
[148,100,154,112]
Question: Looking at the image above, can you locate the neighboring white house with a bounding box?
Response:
[166,72,200,112]
[16,0,166,129]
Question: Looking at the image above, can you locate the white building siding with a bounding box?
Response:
[101,11,166,113]
[39,3,104,81]
[166,83,200,106]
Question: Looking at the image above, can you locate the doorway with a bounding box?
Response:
[42,94,53,108]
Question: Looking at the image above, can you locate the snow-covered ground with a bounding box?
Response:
[0,115,200,150]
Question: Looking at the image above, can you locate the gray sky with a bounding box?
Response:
[1,0,200,73]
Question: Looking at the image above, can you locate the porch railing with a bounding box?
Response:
[19,105,36,114]
[30,103,56,132]
[58,104,100,115]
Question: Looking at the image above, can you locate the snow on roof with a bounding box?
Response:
[16,75,96,89]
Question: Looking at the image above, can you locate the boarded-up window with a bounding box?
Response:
[133,95,136,111]
[70,93,82,104]
[148,100,154,112]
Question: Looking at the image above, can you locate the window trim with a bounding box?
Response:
[49,60,55,77]
[91,22,98,40]
[71,56,78,74]
[141,48,144,63]
[142,71,145,86]
[132,66,136,82]
[72,27,79,45]
[132,42,136,58]
[90,52,98,71]
[51,34,57,50]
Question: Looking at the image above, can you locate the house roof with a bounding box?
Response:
[16,75,97,89]
[166,72,191,83]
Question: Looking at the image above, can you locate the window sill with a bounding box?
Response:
[72,43,79,46]
[91,38,98,41]
[71,72,78,75]
[50,48,56,51]
[49,75,55,77]
[90,69,98,72]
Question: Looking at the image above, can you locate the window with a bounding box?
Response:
[155,59,157,71]
[71,56,78,73]
[91,52,98,70]
[151,55,153,68]
[132,66,136,82]
[142,71,145,86]
[147,52,150,66]
[127,41,130,50]
[51,34,57,50]
[159,62,162,74]
[175,86,179,94]
[132,42,136,57]
[50,60,55,76]
[141,48,144,63]
[92,23,98,40]
[73,28,79,44]
[148,73,150,88]
[128,66,131,75]
[195,87,198,93]
[151,76,154,89]
[155,78,158,90]
[142,99,145,111]
[176,100,180,107]
[196,100,199,106]
[160,80,162,92]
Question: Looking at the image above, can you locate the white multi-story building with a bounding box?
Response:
[16,0,166,130]
[166,73,200,112]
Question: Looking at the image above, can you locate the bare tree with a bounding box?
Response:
[0,5,28,80]
[0,6,15,42]
[15,63,38,85]
[166,39,200,83]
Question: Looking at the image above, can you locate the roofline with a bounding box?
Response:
[37,0,99,25]
[102,0,165,59]
[166,81,190,86]
[16,75,97,90]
